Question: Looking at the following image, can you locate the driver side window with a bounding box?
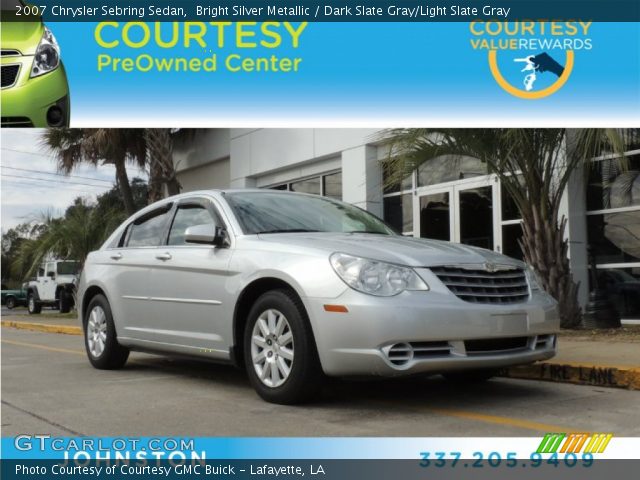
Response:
[167,204,218,246]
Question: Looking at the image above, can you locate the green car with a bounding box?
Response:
[1,285,28,309]
[1,1,70,127]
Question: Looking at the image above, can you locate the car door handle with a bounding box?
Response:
[155,252,172,261]
[110,253,123,260]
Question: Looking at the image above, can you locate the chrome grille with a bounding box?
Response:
[1,64,20,88]
[431,265,529,304]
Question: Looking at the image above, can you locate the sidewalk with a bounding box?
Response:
[2,313,639,390]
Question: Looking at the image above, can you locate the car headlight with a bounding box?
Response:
[525,266,542,291]
[330,252,429,297]
[31,27,60,78]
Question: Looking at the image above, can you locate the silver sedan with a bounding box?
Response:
[78,190,559,404]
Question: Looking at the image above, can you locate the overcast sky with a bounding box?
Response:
[1,129,147,232]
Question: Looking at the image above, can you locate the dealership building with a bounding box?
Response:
[173,129,640,322]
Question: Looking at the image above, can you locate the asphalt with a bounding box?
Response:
[2,327,640,437]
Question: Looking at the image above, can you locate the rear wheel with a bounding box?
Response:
[5,297,16,310]
[59,290,71,313]
[243,289,323,404]
[443,368,499,383]
[27,293,41,314]
[84,294,129,369]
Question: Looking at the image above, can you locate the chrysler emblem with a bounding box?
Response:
[484,262,498,273]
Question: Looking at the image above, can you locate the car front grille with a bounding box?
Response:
[1,64,20,88]
[431,265,529,304]
[1,117,34,127]
[1,49,21,57]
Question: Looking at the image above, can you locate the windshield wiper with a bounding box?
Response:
[256,229,321,234]
[347,230,388,234]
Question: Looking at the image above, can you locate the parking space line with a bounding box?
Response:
[427,407,577,433]
[2,339,84,355]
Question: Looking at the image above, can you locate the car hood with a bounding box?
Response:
[0,19,43,55]
[256,233,524,268]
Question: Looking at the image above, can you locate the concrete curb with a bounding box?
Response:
[1,319,81,336]
[2,320,639,390]
[503,362,640,390]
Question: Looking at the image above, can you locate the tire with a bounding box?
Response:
[243,289,323,405]
[27,293,41,314]
[59,290,71,314]
[84,294,129,369]
[443,368,499,383]
[5,297,16,310]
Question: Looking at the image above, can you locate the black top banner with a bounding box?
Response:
[1,0,639,22]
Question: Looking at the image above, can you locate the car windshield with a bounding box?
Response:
[225,192,396,236]
[56,261,80,275]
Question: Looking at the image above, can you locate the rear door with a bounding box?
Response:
[103,203,174,343]
[147,196,233,357]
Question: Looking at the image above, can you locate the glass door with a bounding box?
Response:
[416,177,501,253]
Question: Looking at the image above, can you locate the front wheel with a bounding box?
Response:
[84,294,129,369]
[27,293,41,314]
[5,297,16,310]
[243,289,323,405]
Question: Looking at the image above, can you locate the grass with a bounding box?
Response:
[560,324,640,342]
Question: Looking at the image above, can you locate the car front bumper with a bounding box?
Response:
[304,275,559,377]
[1,56,69,127]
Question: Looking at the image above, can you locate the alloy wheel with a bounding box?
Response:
[87,305,108,358]
[251,309,295,388]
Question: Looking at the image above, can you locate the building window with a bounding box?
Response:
[268,171,342,200]
[382,162,414,234]
[586,148,640,319]
[417,155,487,188]
[384,194,413,234]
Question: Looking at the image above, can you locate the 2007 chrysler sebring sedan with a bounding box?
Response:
[79,189,559,404]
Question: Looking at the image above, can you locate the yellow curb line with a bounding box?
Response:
[1,320,81,335]
[503,362,640,390]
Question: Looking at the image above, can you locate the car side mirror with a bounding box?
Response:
[47,272,56,279]
[185,224,228,247]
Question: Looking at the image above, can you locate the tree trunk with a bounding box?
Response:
[519,204,582,328]
[145,129,181,202]
[114,159,136,215]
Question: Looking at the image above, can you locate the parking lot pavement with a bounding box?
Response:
[1,307,30,316]
[2,326,639,437]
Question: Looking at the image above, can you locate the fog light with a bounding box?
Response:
[46,106,64,127]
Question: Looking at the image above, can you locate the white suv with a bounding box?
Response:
[27,260,80,314]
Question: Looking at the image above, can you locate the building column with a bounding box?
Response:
[341,145,383,217]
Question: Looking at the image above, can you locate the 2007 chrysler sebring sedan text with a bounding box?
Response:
[78,190,559,404]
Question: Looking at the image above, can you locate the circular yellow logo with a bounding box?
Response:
[488,50,574,99]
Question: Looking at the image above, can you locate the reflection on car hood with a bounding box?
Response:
[0,19,44,55]
[255,233,524,268]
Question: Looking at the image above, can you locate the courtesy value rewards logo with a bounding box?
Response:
[469,21,593,99]
[536,433,613,454]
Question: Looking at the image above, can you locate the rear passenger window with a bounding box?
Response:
[168,205,216,245]
[127,209,171,247]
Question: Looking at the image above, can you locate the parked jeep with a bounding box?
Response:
[1,284,28,309]
[26,260,80,314]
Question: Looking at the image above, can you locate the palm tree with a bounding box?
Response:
[382,128,629,328]
[145,128,182,202]
[11,199,123,279]
[42,129,147,215]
